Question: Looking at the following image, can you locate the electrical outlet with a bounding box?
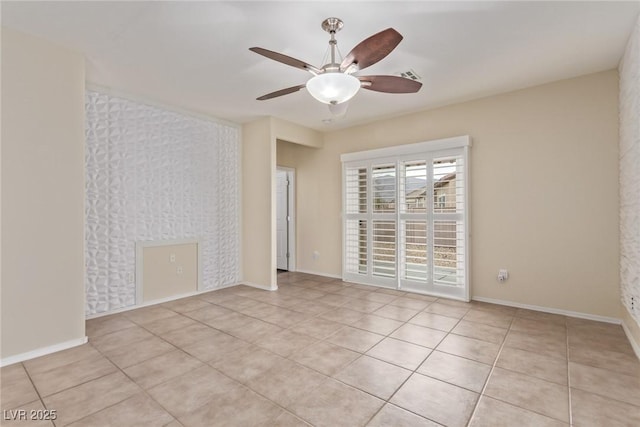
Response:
[170,253,176,263]
[176,266,183,275]
[312,251,320,261]
[497,269,509,282]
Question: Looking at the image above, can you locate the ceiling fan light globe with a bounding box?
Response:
[306,73,360,104]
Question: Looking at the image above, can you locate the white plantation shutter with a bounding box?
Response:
[344,166,368,275]
[372,220,396,278]
[431,154,466,288]
[345,219,367,274]
[342,136,470,301]
[402,220,428,281]
[345,167,367,215]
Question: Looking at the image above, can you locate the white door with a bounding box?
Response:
[276,170,289,270]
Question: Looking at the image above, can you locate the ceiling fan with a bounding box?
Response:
[250,17,422,116]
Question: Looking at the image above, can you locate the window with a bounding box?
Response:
[342,136,470,301]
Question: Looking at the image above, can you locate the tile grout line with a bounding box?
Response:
[129,302,311,425]
[18,362,55,427]
[194,280,410,425]
[205,279,639,424]
[221,283,464,425]
[123,284,403,425]
[465,312,516,426]
[361,307,468,426]
[20,351,139,427]
[86,302,281,425]
[242,283,527,426]
[48,300,453,426]
[80,276,594,426]
[83,339,185,426]
[566,318,573,427]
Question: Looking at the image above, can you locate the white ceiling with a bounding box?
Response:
[2,1,639,131]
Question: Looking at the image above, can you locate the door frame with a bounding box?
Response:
[276,167,296,272]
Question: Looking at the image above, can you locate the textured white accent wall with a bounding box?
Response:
[619,15,640,326]
[85,91,240,315]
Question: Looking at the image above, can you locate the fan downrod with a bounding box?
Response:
[321,17,344,34]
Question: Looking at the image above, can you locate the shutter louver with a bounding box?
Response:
[345,166,368,276]
[345,219,367,274]
[373,220,396,278]
[403,220,428,281]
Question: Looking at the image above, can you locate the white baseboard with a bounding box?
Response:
[86,282,242,320]
[0,336,88,367]
[621,319,640,360]
[471,296,621,324]
[242,281,277,291]
[293,269,342,279]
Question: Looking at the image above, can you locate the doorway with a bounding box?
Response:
[276,167,296,272]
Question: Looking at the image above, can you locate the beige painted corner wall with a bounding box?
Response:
[243,117,322,289]
[1,28,86,360]
[279,70,620,318]
[242,118,276,289]
[277,140,330,276]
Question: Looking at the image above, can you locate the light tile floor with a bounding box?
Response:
[2,272,640,426]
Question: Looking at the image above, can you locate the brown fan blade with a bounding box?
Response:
[256,84,306,101]
[359,75,422,93]
[250,47,322,74]
[340,28,403,72]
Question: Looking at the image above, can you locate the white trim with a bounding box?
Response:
[621,320,640,360]
[472,296,622,324]
[339,278,396,290]
[0,336,88,367]
[85,84,240,129]
[276,167,297,272]
[294,269,342,279]
[340,135,471,163]
[135,238,201,247]
[463,145,471,301]
[242,281,278,291]
[237,126,244,284]
[135,239,202,305]
[343,275,470,301]
[86,282,240,320]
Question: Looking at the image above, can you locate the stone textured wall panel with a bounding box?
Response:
[619,15,640,325]
[85,91,240,315]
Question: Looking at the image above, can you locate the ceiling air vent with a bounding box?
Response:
[398,69,422,81]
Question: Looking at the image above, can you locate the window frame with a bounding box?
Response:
[341,136,471,301]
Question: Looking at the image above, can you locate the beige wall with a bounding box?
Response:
[243,117,322,289]
[1,28,86,360]
[276,140,328,275]
[280,70,620,317]
[272,117,323,148]
[242,118,276,289]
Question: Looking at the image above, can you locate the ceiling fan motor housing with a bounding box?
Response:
[322,17,344,34]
